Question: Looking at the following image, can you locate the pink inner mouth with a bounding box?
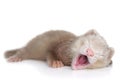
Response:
[75,55,89,66]
[72,55,89,70]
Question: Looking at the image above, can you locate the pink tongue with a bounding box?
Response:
[76,55,87,66]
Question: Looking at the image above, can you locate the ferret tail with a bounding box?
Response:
[4,49,20,58]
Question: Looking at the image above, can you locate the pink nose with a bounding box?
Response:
[86,48,94,57]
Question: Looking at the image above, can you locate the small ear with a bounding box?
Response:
[107,47,114,60]
[84,29,99,36]
[105,47,114,66]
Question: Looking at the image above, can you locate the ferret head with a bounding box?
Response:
[71,29,114,70]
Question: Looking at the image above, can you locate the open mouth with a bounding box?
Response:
[76,55,89,66]
[72,55,90,70]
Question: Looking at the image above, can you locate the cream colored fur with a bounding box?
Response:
[71,30,114,69]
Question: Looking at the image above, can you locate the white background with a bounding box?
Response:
[0,0,120,80]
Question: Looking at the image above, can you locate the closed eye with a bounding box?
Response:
[99,54,104,58]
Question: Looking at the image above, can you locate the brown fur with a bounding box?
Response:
[4,30,114,69]
[5,30,76,68]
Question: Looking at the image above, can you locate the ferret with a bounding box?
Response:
[4,29,114,70]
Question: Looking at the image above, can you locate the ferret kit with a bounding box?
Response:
[4,29,114,70]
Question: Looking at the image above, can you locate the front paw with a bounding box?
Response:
[50,60,64,68]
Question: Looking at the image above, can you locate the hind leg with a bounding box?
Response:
[8,54,23,62]
[7,49,30,62]
[4,49,19,58]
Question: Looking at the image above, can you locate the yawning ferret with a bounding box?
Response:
[4,29,114,70]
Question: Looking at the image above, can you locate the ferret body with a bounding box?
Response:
[5,30,77,68]
[4,30,114,70]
